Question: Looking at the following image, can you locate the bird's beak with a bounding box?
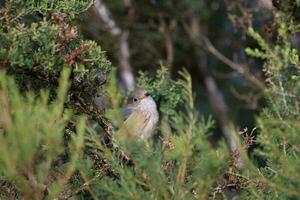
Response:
[140,93,150,100]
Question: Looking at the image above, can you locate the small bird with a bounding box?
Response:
[122,88,159,140]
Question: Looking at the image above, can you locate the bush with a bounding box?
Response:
[244,10,300,198]
[1,0,300,199]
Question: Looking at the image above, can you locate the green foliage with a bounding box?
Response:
[1,0,300,199]
[1,0,92,22]
[0,1,112,199]
[86,69,228,199]
[0,0,111,92]
[0,69,86,199]
[0,17,110,80]
[272,0,300,26]
[138,65,183,115]
[245,10,300,199]
[246,23,300,119]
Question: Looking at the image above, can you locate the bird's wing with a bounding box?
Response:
[122,106,134,120]
[123,111,148,139]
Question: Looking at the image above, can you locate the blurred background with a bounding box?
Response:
[79,0,292,133]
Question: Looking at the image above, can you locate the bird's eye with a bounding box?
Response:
[133,98,138,102]
[145,92,150,97]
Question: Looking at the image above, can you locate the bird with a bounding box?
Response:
[122,88,159,140]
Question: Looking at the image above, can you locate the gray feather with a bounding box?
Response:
[122,107,133,120]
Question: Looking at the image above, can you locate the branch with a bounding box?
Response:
[72,91,113,138]
[158,13,176,68]
[93,0,135,92]
[185,17,244,169]
[8,66,134,170]
[118,31,135,92]
[183,19,264,91]
[93,0,121,36]
[201,36,265,91]
[6,66,114,139]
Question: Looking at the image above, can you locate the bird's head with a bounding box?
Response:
[128,88,157,111]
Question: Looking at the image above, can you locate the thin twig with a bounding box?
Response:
[183,20,264,91]
[201,36,265,91]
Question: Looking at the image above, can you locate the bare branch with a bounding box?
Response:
[118,31,135,92]
[93,0,135,92]
[185,17,244,169]
[201,37,265,91]
[93,0,121,36]
[183,19,264,91]
[159,13,176,68]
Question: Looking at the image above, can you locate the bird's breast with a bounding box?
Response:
[123,96,159,140]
